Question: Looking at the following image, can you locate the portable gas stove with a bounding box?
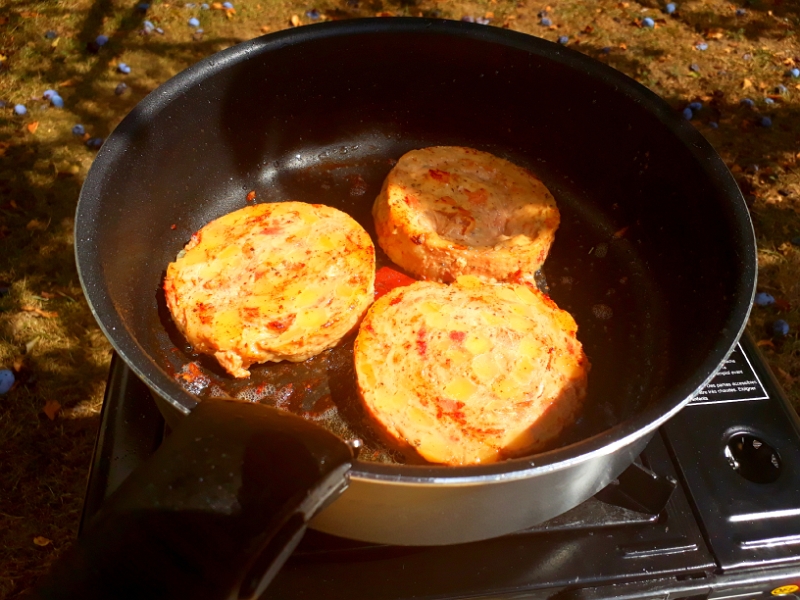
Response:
[80,334,800,600]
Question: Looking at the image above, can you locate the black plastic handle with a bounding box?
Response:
[31,399,353,600]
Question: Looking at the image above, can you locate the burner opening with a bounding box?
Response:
[724,434,781,484]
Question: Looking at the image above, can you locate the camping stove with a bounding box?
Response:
[81,334,800,600]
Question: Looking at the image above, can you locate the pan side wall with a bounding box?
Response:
[310,434,650,545]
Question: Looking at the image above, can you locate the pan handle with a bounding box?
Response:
[31,398,353,600]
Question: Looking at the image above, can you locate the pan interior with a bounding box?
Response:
[77,22,753,471]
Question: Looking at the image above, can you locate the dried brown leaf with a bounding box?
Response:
[290,14,301,26]
[26,219,47,231]
[33,536,51,547]
[776,367,795,387]
[26,121,39,134]
[613,226,629,239]
[20,305,58,318]
[43,401,61,421]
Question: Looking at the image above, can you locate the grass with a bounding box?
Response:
[2,0,800,596]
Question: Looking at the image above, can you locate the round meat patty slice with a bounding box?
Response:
[373,146,560,283]
[164,201,375,378]
[354,276,589,466]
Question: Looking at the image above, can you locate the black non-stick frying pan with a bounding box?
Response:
[36,18,755,600]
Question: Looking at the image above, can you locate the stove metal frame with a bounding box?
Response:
[81,334,800,600]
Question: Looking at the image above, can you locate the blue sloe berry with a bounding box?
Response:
[0,369,14,395]
[754,292,775,306]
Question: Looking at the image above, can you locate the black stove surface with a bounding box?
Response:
[81,335,800,600]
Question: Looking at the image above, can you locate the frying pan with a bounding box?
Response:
[39,18,755,600]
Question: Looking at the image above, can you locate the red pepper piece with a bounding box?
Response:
[375,266,416,300]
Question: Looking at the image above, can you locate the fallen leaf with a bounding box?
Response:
[290,14,301,26]
[58,79,76,87]
[26,122,39,134]
[758,81,767,90]
[774,298,792,311]
[612,226,629,239]
[260,25,271,33]
[211,1,222,8]
[39,291,56,299]
[225,8,235,18]
[742,78,753,89]
[619,43,627,50]
[26,219,47,231]
[33,537,51,547]
[19,11,41,18]
[776,367,795,387]
[25,338,39,353]
[43,400,61,421]
[20,305,58,318]
[485,11,494,19]
[757,339,775,349]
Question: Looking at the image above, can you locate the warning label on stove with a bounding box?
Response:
[690,343,769,405]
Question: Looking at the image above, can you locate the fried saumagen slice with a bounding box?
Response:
[165,201,375,378]
[373,146,559,283]
[354,276,589,465]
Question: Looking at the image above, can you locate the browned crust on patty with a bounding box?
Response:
[373,146,560,283]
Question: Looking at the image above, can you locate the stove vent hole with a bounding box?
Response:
[724,434,781,484]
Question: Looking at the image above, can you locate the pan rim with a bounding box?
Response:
[75,17,757,485]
